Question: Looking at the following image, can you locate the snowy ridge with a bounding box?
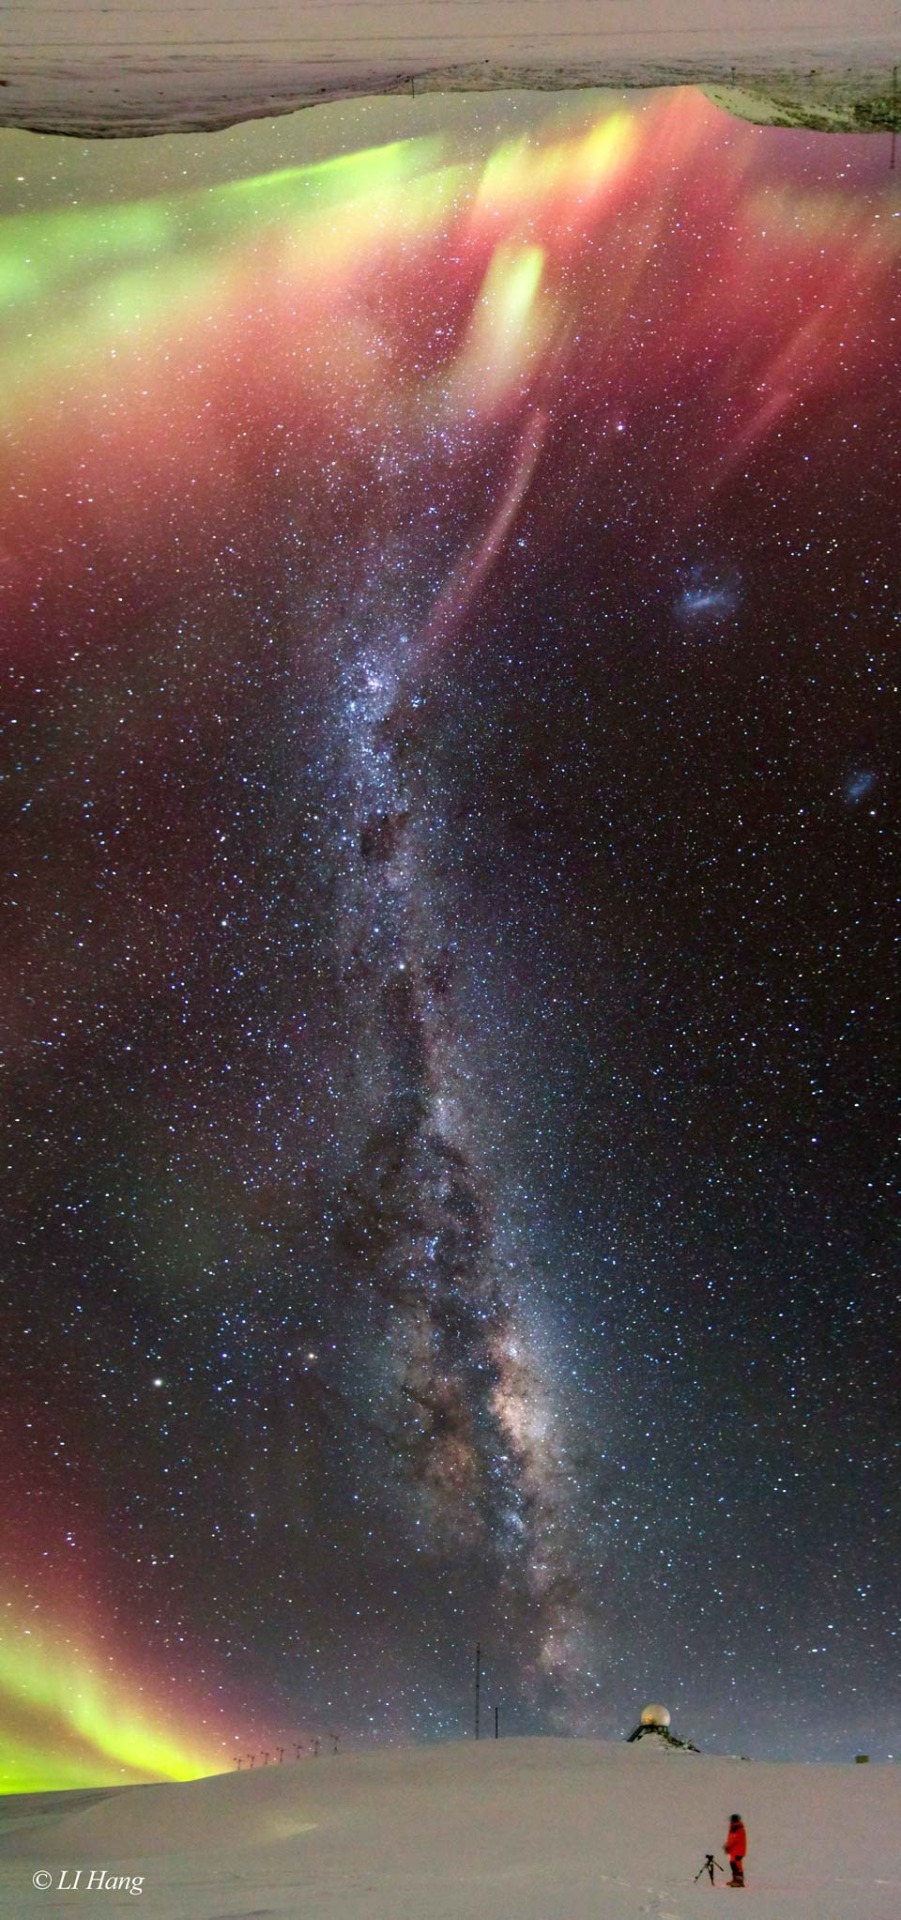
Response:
[0,1736,898,1919]
[0,0,897,136]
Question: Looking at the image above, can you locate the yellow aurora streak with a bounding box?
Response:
[0,1602,226,1792]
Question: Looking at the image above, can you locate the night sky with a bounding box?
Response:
[1,89,897,1787]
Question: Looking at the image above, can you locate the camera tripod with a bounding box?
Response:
[694,1854,726,1885]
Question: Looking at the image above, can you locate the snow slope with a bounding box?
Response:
[0,1737,897,1919]
[0,0,897,134]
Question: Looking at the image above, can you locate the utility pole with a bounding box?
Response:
[494,1706,499,1740]
[475,1644,481,1740]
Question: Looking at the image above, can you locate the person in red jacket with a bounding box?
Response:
[724,1814,747,1887]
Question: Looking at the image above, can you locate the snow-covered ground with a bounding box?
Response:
[0,0,897,133]
[0,1738,897,1919]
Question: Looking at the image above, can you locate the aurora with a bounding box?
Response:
[1,87,897,1783]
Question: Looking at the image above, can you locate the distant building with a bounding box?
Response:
[626,1704,699,1752]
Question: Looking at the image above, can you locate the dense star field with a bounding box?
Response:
[0,89,897,1787]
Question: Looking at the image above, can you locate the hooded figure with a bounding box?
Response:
[724,1814,747,1887]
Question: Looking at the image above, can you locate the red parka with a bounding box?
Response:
[725,1820,747,1861]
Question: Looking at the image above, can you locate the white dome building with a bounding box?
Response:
[627,1703,698,1751]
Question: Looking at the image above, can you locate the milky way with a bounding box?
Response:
[0,90,897,1784]
[321,452,587,1689]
